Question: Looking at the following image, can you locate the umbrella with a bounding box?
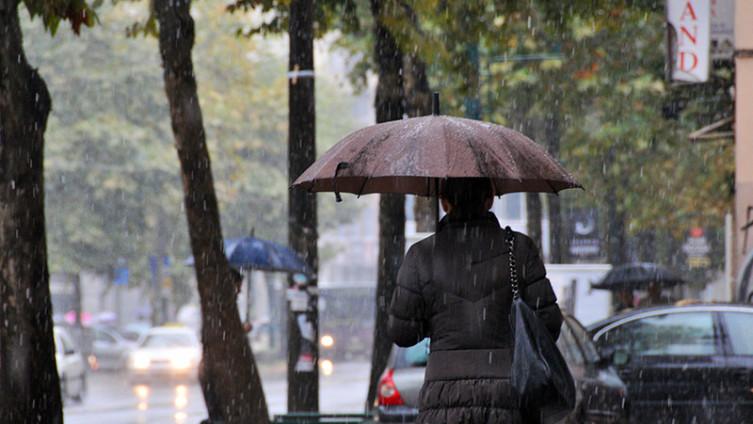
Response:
[292,94,581,198]
[591,262,685,291]
[185,236,310,275]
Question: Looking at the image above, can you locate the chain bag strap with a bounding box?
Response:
[505,226,520,300]
[505,226,576,423]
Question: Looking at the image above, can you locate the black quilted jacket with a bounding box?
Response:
[388,212,562,424]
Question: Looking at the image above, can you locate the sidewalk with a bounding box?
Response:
[64,359,372,423]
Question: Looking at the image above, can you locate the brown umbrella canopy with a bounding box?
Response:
[292,114,581,197]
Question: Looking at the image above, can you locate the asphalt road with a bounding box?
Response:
[64,360,371,423]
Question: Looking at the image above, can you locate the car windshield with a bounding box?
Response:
[599,312,719,357]
[141,333,195,348]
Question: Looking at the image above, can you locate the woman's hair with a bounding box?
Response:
[441,178,493,211]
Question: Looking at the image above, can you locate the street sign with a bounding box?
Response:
[113,267,129,286]
[683,227,712,268]
[667,0,711,82]
[567,209,601,259]
[710,0,735,60]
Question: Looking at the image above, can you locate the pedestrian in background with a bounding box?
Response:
[614,289,635,313]
[388,179,563,423]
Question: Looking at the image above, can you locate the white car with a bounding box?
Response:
[127,325,201,383]
[54,326,87,402]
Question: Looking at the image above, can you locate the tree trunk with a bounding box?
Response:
[367,0,406,408]
[404,53,431,118]
[0,1,62,422]
[527,193,543,253]
[545,91,564,263]
[464,40,481,120]
[287,0,319,412]
[153,1,268,422]
[605,147,628,267]
[517,108,543,252]
[606,193,628,266]
[404,50,435,233]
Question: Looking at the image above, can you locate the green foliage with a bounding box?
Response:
[22,0,732,281]
[342,0,733,272]
[22,1,364,284]
[550,8,733,243]
[22,0,98,34]
[226,0,361,38]
[490,4,733,271]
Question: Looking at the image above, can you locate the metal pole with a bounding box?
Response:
[246,271,253,323]
[726,212,734,301]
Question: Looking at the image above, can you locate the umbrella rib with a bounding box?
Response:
[484,124,524,182]
[441,118,453,179]
[462,131,493,182]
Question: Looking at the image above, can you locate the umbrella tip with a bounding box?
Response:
[250,227,255,237]
[432,92,440,116]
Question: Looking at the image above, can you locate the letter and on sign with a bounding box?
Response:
[667,0,711,82]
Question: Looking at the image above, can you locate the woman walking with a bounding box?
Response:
[388,179,563,423]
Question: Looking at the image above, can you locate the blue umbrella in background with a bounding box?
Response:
[185,235,310,324]
[185,236,310,275]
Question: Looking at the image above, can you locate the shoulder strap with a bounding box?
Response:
[505,226,520,300]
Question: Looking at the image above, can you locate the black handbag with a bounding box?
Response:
[505,227,576,424]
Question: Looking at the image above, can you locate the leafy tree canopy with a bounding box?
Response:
[23,0,364,283]
[22,0,98,34]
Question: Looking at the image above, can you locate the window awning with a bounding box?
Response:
[688,117,734,142]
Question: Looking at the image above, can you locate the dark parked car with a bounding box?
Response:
[588,303,753,423]
[375,338,427,423]
[375,315,629,423]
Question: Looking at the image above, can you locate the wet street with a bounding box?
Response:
[64,360,371,423]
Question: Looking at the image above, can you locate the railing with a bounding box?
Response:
[272,413,373,424]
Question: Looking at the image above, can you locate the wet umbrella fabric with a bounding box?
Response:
[591,262,684,291]
[292,114,581,197]
[185,237,309,275]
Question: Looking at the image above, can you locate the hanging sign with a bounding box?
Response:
[710,0,735,60]
[286,289,310,312]
[667,0,711,82]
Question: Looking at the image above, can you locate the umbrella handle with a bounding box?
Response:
[334,162,350,202]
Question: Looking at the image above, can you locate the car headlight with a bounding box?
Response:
[171,356,192,371]
[130,352,151,370]
[320,334,335,349]
[320,359,334,376]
